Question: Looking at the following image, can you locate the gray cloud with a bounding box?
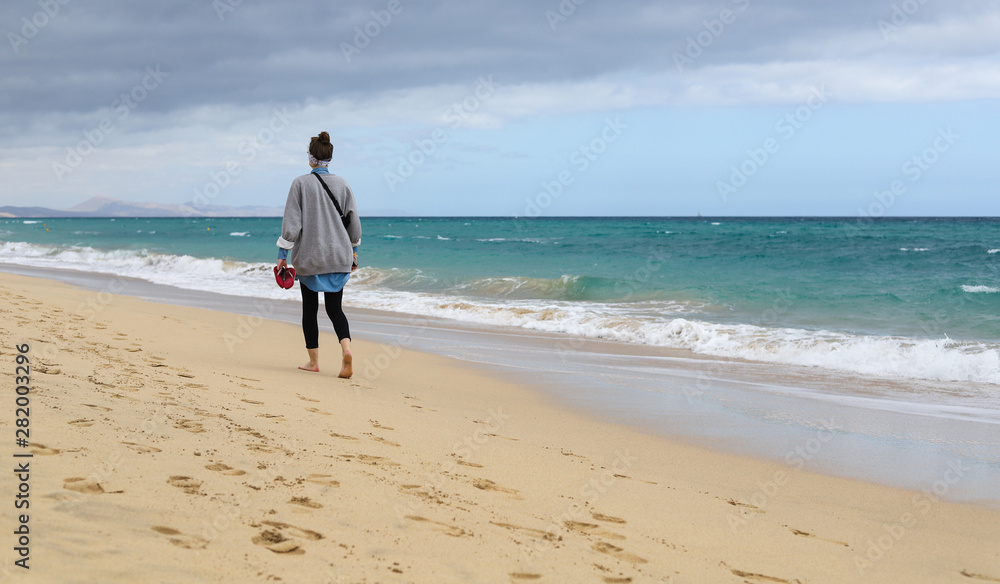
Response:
[2,0,999,211]
[4,0,996,120]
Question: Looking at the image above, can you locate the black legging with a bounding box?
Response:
[300,283,351,349]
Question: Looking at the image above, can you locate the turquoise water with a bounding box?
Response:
[3,216,1000,383]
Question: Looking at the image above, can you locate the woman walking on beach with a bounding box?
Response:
[276,132,362,378]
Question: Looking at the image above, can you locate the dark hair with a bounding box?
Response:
[309,131,333,160]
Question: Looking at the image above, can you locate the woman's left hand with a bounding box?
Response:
[277,259,288,270]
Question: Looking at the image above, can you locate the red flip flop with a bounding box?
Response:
[274,265,296,289]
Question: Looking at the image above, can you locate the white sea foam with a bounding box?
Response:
[3,240,999,385]
[474,237,559,244]
[22,221,39,224]
[344,290,1000,384]
[962,285,1000,294]
[230,232,250,237]
[900,248,929,252]
[989,249,1000,254]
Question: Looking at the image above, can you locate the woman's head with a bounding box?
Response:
[308,132,334,166]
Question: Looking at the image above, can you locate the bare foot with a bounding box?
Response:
[338,353,353,379]
[298,363,319,373]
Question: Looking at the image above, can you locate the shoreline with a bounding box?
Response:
[2,271,1000,581]
[4,262,1000,509]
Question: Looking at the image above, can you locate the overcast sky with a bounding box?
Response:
[2,0,998,216]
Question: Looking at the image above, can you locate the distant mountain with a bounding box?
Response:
[0,196,283,218]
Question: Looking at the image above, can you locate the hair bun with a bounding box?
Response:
[318,131,331,144]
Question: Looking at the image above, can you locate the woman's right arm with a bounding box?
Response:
[343,182,362,248]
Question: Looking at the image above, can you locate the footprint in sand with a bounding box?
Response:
[725,498,764,513]
[305,407,332,415]
[63,477,105,495]
[247,443,285,454]
[592,513,627,524]
[405,515,470,538]
[399,485,439,502]
[297,394,320,403]
[369,420,394,430]
[87,374,113,388]
[288,496,323,509]
[721,563,797,583]
[303,474,340,487]
[236,426,267,440]
[612,473,657,485]
[455,458,484,468]
[262,520,323,541]
[252,530,304,554]
[592,542,647,565]
[167,476,203,494]
[565,520,626,540]
[472,478,523,499]
[27,443,60,456]
[68,419,96,427]
[491,522,561,542]
[365,433,400,447]
[205,463,246,476]
[83,404,113,411]
[241,399,264,405]
[151,526,208,550]
[961,570,1000,582]
[338,454,400,466]
[509,574,542,581]
[251,520,323,554]
[121,442,162,454]
[788,527,849,548]
[602,578,633,583]
[174,419,206,434]
[329,433,359,441]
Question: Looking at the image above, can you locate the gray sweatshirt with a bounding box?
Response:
[277,173,362,276]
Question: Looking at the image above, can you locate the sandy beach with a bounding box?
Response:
[1,271,999,583]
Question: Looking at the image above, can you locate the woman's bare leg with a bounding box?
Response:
[339,338,352,378]
[299,348,320,372]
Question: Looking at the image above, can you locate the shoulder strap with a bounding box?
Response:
[313,173,345,220]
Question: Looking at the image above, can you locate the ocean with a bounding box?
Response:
[3,216,999,386]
